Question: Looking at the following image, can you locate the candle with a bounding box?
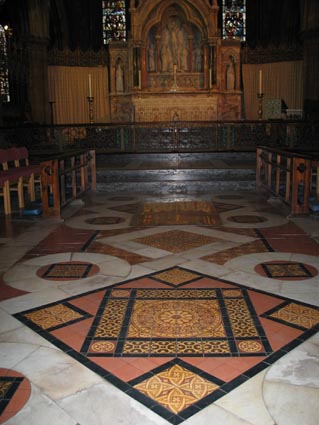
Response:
[258,69,262,94]
[88,74,92,97]
[138,70,141,89]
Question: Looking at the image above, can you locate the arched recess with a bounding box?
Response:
[144,4,207,74]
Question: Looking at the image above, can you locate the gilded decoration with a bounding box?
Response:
[109,0,243,122]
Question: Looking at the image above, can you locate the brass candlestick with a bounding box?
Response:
[87,96,95,124]
[257,93,264,120]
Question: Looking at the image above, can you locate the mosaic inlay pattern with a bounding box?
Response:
[134,201,219,226]
[259,261,317,279]
[37,262,99,280]
[14,268,319,425]
[0,369,31,423]
[24,303,90,330]
[134,230,221,253]
[264,302,319,330]
[152,268,201,286]
[133,362,221,414]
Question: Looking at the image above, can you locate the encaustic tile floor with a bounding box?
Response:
[0,191,319,425]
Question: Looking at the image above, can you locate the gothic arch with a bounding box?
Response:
[136,0,213,43]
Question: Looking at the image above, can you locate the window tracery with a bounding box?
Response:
[0,25,10,102]
[222,0,246,42]
[102,1,127,44]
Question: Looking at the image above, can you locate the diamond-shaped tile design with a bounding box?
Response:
[134,230,221,253]
[14,267,319,424]
[260,262,315,279]
[133,362,220,414]
[264,302,319,330]
[152,267,201,286]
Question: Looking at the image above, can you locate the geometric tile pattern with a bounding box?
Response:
[260,262,316,279]
[133,362,221,414]
[0,369,31,424]
[263,302,319,330]
[0,381,15,415]
[133,201,219,226]
[24,303,90,330]
[84,285,271,357]
[202,239,270,265]
[14,268,319,424]
[152,267,201,286]
[134,230,221,253]
[42,262,93,279]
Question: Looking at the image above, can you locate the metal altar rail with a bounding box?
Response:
[256,146,319,215]
[1,120,318,154]
[40,149,96,217]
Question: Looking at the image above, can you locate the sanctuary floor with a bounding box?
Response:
[0,190,318,425]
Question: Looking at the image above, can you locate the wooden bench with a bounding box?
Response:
[256,146,319,215]
[0,147,41,214]
[39,149,96,217]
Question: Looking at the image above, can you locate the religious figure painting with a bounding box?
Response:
[160,17,189,73]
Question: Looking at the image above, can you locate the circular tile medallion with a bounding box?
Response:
[37,261,100,281]
[0,369,31,424]
[255,261,318,280]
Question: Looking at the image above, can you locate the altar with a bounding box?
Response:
[108,0,243,123]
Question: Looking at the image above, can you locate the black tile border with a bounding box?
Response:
[13,266,319,424]
[0,377,24,416]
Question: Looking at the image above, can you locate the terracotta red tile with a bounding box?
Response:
[68,291,106,315]
[247,290,284,314]
[0,280,29,301]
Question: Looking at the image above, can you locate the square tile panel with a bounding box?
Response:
[261,262,313,279]
[43,263,93,279]
[15,268,319,424]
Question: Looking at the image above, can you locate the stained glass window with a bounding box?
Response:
[0,25,10,102]
[222,0,246,42]
[102,1,127,44]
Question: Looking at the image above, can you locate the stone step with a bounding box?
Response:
[97,168,256,183]
[96,151,256,194]
[97,179,256,194]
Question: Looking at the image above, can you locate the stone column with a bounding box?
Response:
[26,0,50,124]
[26,36,49,124]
